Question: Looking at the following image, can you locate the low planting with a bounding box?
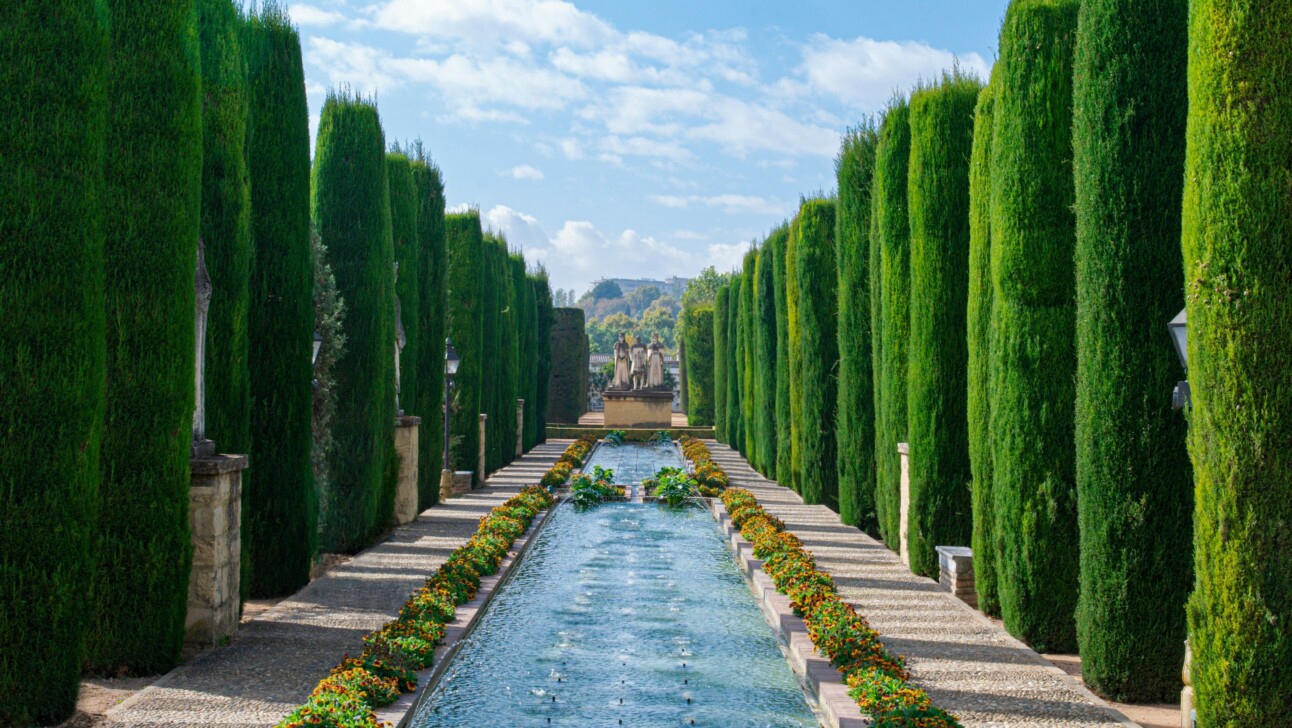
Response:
[604,429,626,447]
[275,487,556,728]
[720,488,962,727]
[679,435,729,496]
[570,466,625,508]
[538,436,597,489]
[643,466,701,507]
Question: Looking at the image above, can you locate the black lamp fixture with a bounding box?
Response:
[1168,308,1190,409]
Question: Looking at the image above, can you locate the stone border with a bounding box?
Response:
[374,501,560,728]
[707,497,871,728]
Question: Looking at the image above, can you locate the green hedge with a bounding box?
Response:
[726,277,744,451]
[512,254,537,451]
[740,250,758,462]
[388,153,418,420]
[785,219,803,492]
[445,212,485,476]
[773,229,793,484]
[990,0,1080,652]
[1182,0,1292,722]
[531,273,554,441]
[834,125,879,531]
[547,308,586,424]
[906,72,981,578]
[967,79,999,616]
[683,306,716,426]
[479,236,502,471]
[315,92,396,553]
[0,2,106,721]
[410,148,446,509]
[713,285,730,442]
[1072,0,1190,702]
[792,200,840,510]
[243,5,316,596]
[753,232,781,479]
[90,0,201,674]
[872,99,912,548]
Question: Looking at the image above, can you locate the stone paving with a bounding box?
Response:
[102,441,569,728]
[705,442,1139,728]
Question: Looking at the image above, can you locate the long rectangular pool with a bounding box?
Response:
[413,501,819,727]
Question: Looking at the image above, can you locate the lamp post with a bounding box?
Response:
[1169,308,1190,409]
[440,338,461,499]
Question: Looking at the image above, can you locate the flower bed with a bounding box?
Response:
[678,435,729,495]
[540,436,597,488]
[720,488,963,728]
[275,486,556,728]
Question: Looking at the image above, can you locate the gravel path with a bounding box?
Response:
[102,441,568,728]
[705,442,1139,728]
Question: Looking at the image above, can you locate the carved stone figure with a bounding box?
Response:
[630,338,648,390]
[647,333,665,388]
[612,333,631,389]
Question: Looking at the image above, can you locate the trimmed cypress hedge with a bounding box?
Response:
[792,200,840,510]
[872,99,912,548]
[726,277,744,451]
[683,306,716,426]
[512,254,537,451]
[90,0,201,674]
[785,219,804,492]
[388,153,418,420]
[243,5,316,596]
[200,0,251,458]
[0,2,106,721]
[410,148,446,509]
[547,308,587,424]
[531,272,555,441]
[967,79,999,615]
[1072,0,1190,701]
[773,229,793,484]
[488,235,519,471]
[906,71,981,578]
[990,0,1080,652]
[445,212,485,477]
[1182,0,1292,722]
[834,125,879,531]
[754,231,782,479]
[479,235,503,471]
[713,285,730,442]
[314,92,396,553]
[741,249,758,463]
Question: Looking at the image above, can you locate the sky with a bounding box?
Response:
[287,0,1010,296]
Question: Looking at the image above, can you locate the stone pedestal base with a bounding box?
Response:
[393,416,421,525]
[937,546,976,608]
[187,453,248,649]
[603,388,673,428]
[898,442,911,568]
[454,470,474,495]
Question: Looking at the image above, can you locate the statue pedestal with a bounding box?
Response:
[393,416,421,525]
[187,452,247,650]
[603,388,674,428]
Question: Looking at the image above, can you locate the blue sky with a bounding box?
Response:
[287,0,1009,295]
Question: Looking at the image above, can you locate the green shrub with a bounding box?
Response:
[906,71,981,578]
[444,212,485,477]
[713,285,729,442]
[834,125,879,531]
[754,231,783,479]
[547,308,586,424]
[0,1,106,722]
[532,272,555,442]
[512,255,537,451]
[740,249,758,463]
[872,99,912,548]
[90,0,201,674]
[785,218,803,492]
[726,277,744,451]
[315,91,396,553]
[243,4,317,595]
[409,146,446,509]
[967,79,999,616]
[1181,0,1292,722]
[773,229,793,484]
[1072,0,1191,702]
[683,307,715,426]
[990,0,1080,652]
[793,200,840,510]
[387,153,418,420]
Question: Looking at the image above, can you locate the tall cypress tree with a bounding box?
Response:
[531,272,554,442]
[968,78,1000,615]
[727,277,744,451]
[773,229,794,484]
[835,125,879,531]
[1072,0,1190,701]
[786,218,804,492]
[445,212,485,477]
[315,92,396,553]
[713,285,729,442]
[388,152,418,422]
[872,99,912,548]
[1182,0,1292,722]
[990,0,1080,652]
[243,5,315,595]
[409,146,445,509]
[741,250,758,463]
[793,200,840,510]
[754,230,782,479]
[684,306,716,426]
[512,254,536,452]
[90,0,201,674]
[906,71,981,578]
[0,2,106,721]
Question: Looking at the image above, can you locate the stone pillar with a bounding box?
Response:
[516,399,525,458]
[393,415,421,525]
[477,413,488,486]
[898,442,911,569]
[937,546,976,607]
[439,468,455,503]
[1181,640,1194,728]
[187,453,247,649]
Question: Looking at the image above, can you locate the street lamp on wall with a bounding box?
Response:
[1169,308,1190,410]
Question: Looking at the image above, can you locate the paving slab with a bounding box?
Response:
[102,442,570,728]
[704,442,1138,728]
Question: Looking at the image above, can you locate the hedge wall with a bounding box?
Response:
[531,273,554,441]
[0,2,106,721]
[1072,0,1191,701]
[90,0,201,674]
[740,249,758,463]
[683,306,716,426]
[479,236,503,471]
[990,0,1080,652]
[726,276,744,452]
[713,285,730,442]
[410,148,445,509]
[792,200,840,510]
[387,153,418,420]
[834,125,879,531]
[1182,0,1292,722]
[754,232,782,479]
[547,308,587,424]
[242,5,316,596]
[773,228,793,484]
[315,92,396,553]
[445,212,484,476]
[872,99,912,548]
[906,72,981,578]
[968,79,999,615]
[512,254,537,451]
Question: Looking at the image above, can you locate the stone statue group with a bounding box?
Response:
[611,333,666,390]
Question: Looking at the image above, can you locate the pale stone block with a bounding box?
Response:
[393,417,421,526]
[898,442,910,569]
[602,389,673,428]
[187,453,247,648]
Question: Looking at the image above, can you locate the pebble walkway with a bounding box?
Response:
[705,442,1139,728]
[102,441,569,728]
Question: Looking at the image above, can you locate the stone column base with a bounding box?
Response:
[393,416,421,525]
[937,545,976,607]
[897,442,910,568]
[187,453,248,649]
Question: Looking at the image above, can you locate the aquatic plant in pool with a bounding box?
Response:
[652,468,699,507]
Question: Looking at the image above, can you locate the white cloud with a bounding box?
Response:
[306,37,405,94]
[369,0,616,49]
[485,205,550,248]
[649,194,790,216]
[289,4,347,27]
[705,242,753,273]
[798,35,990,110]
[506,164,545,180]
